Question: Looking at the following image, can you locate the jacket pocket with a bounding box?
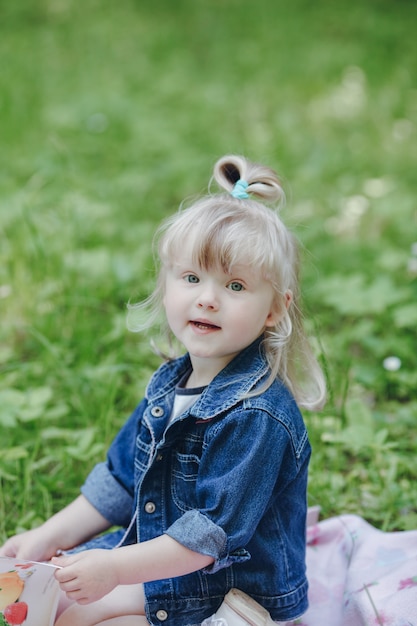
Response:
[171,450,200,512]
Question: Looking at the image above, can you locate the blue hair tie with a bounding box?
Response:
[231,179,249,199]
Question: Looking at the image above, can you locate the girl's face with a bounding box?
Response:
[163,251,278,385]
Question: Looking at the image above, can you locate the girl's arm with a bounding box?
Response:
[0,495,111,562]
[53,535,214,605]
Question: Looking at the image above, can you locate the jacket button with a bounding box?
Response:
[144,501,156,514]
[151,406,164,417]
[156,609,168,621]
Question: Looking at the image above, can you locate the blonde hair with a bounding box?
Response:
[128,155,326,411]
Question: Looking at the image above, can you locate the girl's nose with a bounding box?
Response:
[197,300,217,310]
[196,287,219,311]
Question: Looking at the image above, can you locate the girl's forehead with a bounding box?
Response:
[169,253,267,281]
[162,227,277,283]
[169,235,248,266]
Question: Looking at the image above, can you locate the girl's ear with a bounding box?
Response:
[265,311,277,328]
[284,289,293,310]
[265,290,292,327]
[265,301,281,328]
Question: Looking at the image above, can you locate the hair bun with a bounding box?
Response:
[213,154,285,204]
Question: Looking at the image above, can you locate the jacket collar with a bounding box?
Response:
[146,336,269,420]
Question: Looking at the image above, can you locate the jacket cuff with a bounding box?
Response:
[165,509,250,573]
[81,462,133,526]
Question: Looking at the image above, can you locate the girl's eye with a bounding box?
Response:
[185,274,199,284]
[228,281,244,292]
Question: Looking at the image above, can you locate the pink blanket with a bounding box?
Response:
[283,512,417,625]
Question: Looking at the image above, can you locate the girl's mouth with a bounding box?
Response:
[191,320,221,331]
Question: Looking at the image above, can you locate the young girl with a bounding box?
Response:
[0,155,326,626]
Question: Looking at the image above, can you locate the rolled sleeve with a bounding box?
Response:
[80,401,144,526]
[81,462,134,526]
[165,509,250,573]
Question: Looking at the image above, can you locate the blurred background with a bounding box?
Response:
[1,0,416,538]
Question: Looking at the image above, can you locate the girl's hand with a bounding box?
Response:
[53,550,119,605]
[0,527,59,562]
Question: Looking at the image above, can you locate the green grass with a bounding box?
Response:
[1,0,417,540]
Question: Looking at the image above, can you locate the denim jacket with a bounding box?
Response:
[81,337,311,625]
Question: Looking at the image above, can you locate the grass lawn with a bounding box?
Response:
[1,0,416,540]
